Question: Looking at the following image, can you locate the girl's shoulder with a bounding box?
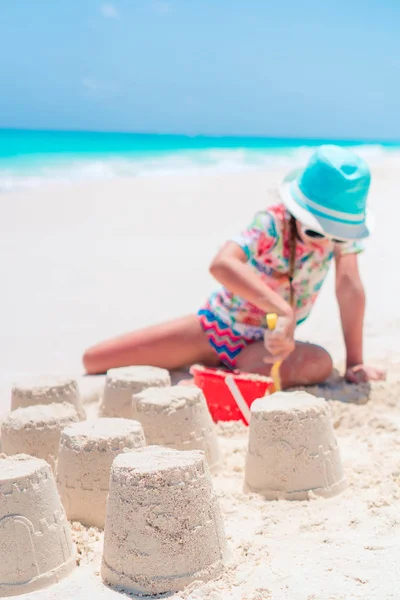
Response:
[251,201,289,236]
[231,200,288,259]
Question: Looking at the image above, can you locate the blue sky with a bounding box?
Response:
[1,0,400,138]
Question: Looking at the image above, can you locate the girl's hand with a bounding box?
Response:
[263,315,296,363]
[345,364,387,384]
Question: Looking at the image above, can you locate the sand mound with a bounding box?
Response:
[100,366,170,418]
[101,446,228,595]
[0,454,76,597]
[56,418,146,528]
[11,376,85,420]
[1,403,79,473]
[134,385,220,471]
[244,391,347,500]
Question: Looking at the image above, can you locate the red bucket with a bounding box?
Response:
[190,364,274,424]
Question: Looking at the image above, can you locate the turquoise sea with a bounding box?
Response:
[1,129,399,191]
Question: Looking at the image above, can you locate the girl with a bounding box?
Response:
[83,145,385,388]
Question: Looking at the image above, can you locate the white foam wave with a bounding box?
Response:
[0,145,399,192]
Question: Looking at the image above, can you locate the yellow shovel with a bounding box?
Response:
[266,313,282,392]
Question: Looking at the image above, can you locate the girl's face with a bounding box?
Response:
[296,221,346,248]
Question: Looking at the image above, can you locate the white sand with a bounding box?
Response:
[8,373,400,600]
[1,164,399,598]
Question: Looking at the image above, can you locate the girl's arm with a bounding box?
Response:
[210,242,295,362]
[335,250,385,382]
[210,242,293,318]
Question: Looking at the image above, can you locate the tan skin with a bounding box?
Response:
[83,222,386,386]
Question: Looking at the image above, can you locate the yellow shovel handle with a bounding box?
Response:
[266,313,277,330]
[266,313,282,392]
[271,361,282,392]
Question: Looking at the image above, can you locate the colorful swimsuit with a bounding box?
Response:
[198,202,364,369]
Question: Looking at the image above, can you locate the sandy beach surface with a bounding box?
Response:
[1,163,399,598]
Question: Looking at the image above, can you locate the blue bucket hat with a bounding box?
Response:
[280,145,372,240]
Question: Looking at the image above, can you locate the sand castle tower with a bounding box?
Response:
[100,366,170,418]
[134,385,220,472]
[244,391,347,500]
[1,403,79,473]
[102,446,228,596]
[56,418,146,528]
[0,455,76,597]
[11,376,85,419]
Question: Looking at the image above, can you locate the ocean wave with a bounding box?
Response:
[0,145,398,192]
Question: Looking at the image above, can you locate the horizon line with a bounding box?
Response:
[1,127,400,145]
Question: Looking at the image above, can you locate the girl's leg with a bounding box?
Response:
[83,315,220,374]
[235,341,333,388]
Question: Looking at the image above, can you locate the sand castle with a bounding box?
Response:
[244,391,347,500]
[100,365,171,418]
[101,446,228,595]
[134,385,220,471]
[1,403,79,473]
[11,376,85,419]
[56,418,146,528]
[0,454,76,597]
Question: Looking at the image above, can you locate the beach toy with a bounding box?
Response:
[244,391,347,500]
[101,446,228,595]
[11,376,85,420]
[0,455,76,597]
[190,364,273,424]
[100,366,171,418]
[133,385,220,472]
[1,403,79,473]
[265,313,282,392]
[56,418,145,528]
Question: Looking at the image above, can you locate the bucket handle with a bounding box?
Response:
[225,375,251,425]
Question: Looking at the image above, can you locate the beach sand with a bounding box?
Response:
[1,164,399,598]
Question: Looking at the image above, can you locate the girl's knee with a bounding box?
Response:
[284,344,332,388]
[310,347,333,385]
